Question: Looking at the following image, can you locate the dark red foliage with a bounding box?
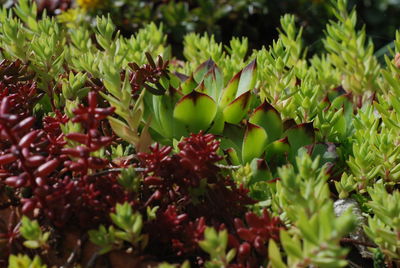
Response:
[0,60,40,118]
[0,90,128,231]
[230,210,284,267]
[0,59,283,267]
[137,132,268,265]
[43,110,68,136]
[127,52,170,96]
[177,132,223,185]
[63,91,115,175]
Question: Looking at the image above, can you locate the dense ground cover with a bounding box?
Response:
[23,0,400,56]
[1,0,400,267]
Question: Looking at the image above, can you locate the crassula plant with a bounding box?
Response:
[2,0,400,267]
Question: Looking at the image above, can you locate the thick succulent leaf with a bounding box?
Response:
[136,120,153,153]
[108,117,139,145]
[249,101,283,142]
[331,95,353,130]
[180,75,197,94]
[236,59,257,97]
[219,71,241,108]
[268,239,287,268]
[219,60,257,108]
[173,91,217,133]
[225,147,240,166]
[208,107,225,134]
[333,109,347,137]
[143,87,184,139]
[201,64,224,101]
[265,137,290,169]
[249,158,272,185]
[285,123,315,160]
[143,90,163,135]
[193,59,215,83]
[220,123,245,154]
[242,122,268,163]
[283,119,297,131]
[223,91,253,124]
[153,92,187,139]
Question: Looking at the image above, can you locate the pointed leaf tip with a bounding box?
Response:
[237,59,257,97]
[249,101,283,142]
[193,59,216,83]
[242,122,268,163]
[173,91,217,132]
[223,91,253,124]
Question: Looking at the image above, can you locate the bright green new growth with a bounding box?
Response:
[4,0,400,265]
[183,33,248,82]
[364,183,400,260]
[19,217,50,250]
[269,153,357,268]
[89,202,148,255]
[324,0,380,99]
[199,227,236,268]
[8,255,47,268]
[269,205,356,268]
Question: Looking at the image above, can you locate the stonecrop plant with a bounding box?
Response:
[1,0,400,267]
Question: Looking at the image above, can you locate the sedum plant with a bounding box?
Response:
[268,153,357,267]
[364,183,400,263]
[19,217,50,250]
[89,202,148,255]
[8,255,46,268]
[324,0,380,103]
[3,0,400,267]
[199,227,236,268]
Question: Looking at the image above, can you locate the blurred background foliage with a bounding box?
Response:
[2,0,400,57]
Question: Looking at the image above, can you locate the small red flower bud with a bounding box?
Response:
[61,148,81,157]
[0,96,10,114]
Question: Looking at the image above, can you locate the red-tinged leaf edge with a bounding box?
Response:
[223,91,253,124]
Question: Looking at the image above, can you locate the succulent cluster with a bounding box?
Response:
[2,0,400,267]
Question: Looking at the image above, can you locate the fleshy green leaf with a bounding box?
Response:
[236,59,257,97]
[265,137,290,169]
[223,91,253,124]
[193,59,215,83]
[173,91,217,132]
[200,63,224,101]
[249,158,272,185]
[219,71,241,108]
[285,123,315,160]
[108,117,139,145]
[268,239,287,268]
[249,101,283,142]
[242,122,268,163]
